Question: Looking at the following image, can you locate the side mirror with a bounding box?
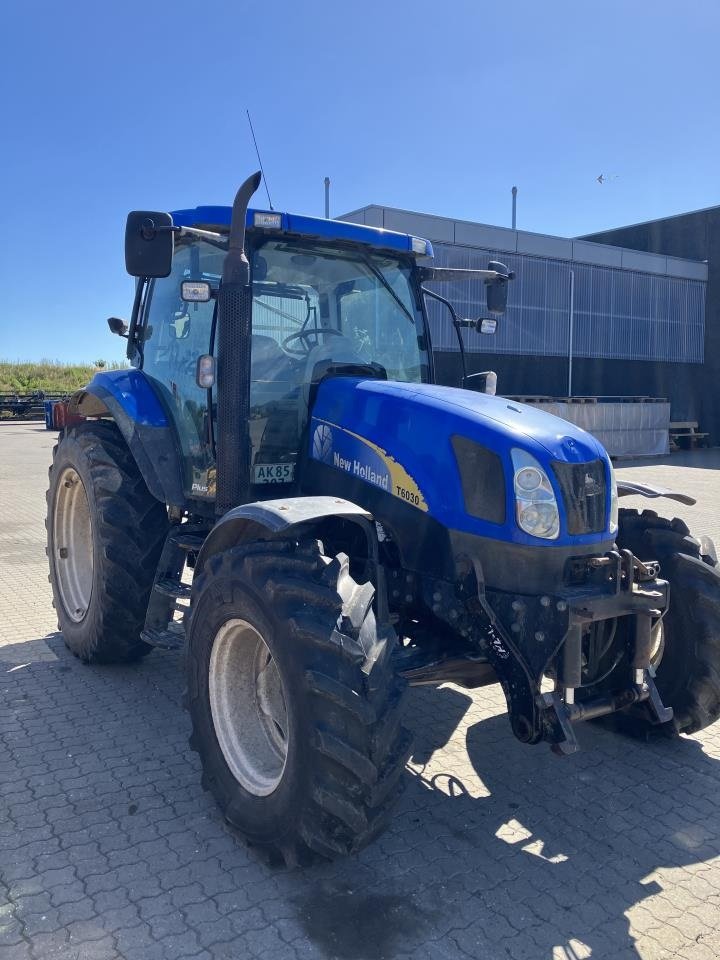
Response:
[464,370,497,395]
[486,260,514,316]
[125,211,174,278]
[107,316,128,337]
[169,313,191,339]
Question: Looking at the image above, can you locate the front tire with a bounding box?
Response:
[614,509,720,736]
[186,539,411,865]
[46,420,169,663]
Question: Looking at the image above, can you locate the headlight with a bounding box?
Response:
[515,466,543,492]
[511,448,560,540]
[609,462,619,535]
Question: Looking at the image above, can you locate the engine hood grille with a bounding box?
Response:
[551,459,607,535]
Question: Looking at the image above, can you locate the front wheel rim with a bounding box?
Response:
[208,618,289,796]
[53,467,94,622]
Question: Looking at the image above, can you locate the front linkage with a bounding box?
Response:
[464,549,672,754]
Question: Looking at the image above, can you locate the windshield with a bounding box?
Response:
[251,240,430,383]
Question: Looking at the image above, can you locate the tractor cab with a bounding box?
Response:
[123,204,502,505]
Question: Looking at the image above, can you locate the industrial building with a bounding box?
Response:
[338,203,714,450]
[582,206,720,445]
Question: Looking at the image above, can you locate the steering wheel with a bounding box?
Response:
[282,327,344,356]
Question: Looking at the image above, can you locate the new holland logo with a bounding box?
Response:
[312,423,333,463]
[584,473,602,497]
[311,417,429,512]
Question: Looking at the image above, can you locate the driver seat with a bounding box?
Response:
[298,333,363,430]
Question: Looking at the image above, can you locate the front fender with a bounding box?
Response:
[68,370,184,507]
[195,496,375,577]
[616,479,696,506]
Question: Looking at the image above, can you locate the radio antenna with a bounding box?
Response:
[246,110,274,210]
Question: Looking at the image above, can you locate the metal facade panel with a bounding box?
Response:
[362,207,384,228]
[381,209,455,242]
[665,256,708,280]
[337,207,383,227]
[337,209,366,224]
[454,221,518,253]
[338,207,704,279]
[621,249,667,274]
[571,240,623,268]
[425,242,706,364]
[516,232,574,260]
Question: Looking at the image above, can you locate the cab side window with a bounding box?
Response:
[141,240,221,496]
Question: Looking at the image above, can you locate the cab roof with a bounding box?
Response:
[169,206,434,258]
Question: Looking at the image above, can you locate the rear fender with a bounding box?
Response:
[68,370,184,507]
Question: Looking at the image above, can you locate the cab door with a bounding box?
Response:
[140,238,223,500]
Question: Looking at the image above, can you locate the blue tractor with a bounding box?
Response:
[47,173,720,865]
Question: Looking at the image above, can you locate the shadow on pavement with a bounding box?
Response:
[384,682,720,960]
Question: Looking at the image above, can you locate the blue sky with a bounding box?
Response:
[2,0,719,363]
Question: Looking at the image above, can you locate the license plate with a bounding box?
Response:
[253,462,295,484]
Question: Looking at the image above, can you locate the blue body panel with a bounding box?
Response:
[309,378,613,548]
[77,370,186,506]
[84,369,168,427]
[170,206,434,258]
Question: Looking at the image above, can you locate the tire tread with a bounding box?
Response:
[616,508,720,736]
[46,420,168,663]
[186,538,411,865]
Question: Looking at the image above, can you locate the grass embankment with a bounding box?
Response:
[0,360,127,395]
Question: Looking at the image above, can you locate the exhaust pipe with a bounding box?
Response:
[216,170,262,516]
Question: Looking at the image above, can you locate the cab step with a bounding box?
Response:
[154,577,192,600]
[171,532,207,552]
[141,624,185,651]
[142,524,208,651]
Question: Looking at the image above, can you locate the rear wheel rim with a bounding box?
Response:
[209,619,289,796]
[53,467,93,622]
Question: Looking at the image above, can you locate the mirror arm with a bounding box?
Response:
[422,286,468,387]
[148,224,178,235]
[458,317,497,333]
[138,223,226,242]
[178,225,227,244]
[125,279,147,361]
[419,266,503,283]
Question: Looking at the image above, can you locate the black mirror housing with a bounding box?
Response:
[486,282,508,316]
[107,316,128,337]
[125,211,174,278]
[486,260,514,317]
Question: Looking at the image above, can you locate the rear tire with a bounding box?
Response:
[46,420,169,663]
[186,538,411,866]
[611,509,720,736]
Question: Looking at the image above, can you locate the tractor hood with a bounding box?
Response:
[309,377,614,548]
[363,381,606,462]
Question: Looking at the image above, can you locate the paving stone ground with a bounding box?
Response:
[2,420,720,960]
